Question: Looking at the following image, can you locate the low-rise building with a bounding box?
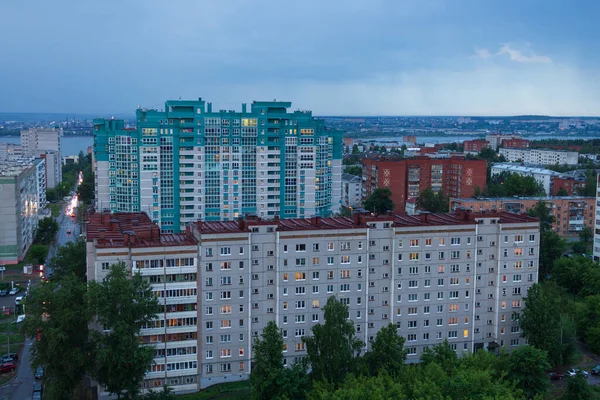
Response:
[499,148,579,166]
[0,161,40,264]
[552,175,585,196]
[450,196,594,238]
[486,134,521,150]
[463,139,489,153]
[87,210,540,393]
[342,173,362,209]
[501,138,530,149]
[491,164,559,195]
[62,155,79,165]
[0,143,24,161]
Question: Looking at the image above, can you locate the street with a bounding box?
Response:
[0,194,80,400]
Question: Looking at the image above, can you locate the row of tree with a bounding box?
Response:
[250,296,591,399]
[22,240,170,400]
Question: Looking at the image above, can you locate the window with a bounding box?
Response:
[410,239,419,247]
[409,266,419,274]
[515,235,523,243]
[529,234,535,242]
[341,241,351,250]
[451,237,460,245]
[425,238,432,246]
[296,244,306,252]
[450,251,460,259]
[327,242,334,251]
[220,247,231,256]
[409,253,419,261]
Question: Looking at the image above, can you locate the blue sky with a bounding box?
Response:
[0,0,598,116]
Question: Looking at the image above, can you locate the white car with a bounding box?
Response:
[14,296,23,305]
[8,288,18,296]
[567,368,589,377]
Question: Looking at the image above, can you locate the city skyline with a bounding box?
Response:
[1,0,599,116]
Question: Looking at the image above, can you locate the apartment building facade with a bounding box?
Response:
[93,99,343,233]
[463,139,489,153]
[450,196,595,239]
[502,138,530,149]
[20,128,63,188]
[491,164,559,195]
[594,174,600,262]
[486,134,521,150]
[86,210,539,393]
[499,148,579,166]
[342,173,362,209]
[362,157,487,213]
[0,161,40,264]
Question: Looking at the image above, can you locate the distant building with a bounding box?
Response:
[403,135,417,145]
[33,158,47,208]
[501,138,530,149]
[499,148,579,166]
[463,139,489,153]
[451,196,594,239]
[62,155,79,165]
[0,161,40,264]
[0,143,24,161]
[362,156,487,213]
[486,134,521,150]
[552,175,585,196]
[342,173,362,209]
[594,174,600,261]
[20,127,63,188]
[490,164,559,195]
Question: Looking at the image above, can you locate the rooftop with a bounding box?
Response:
[342,173,361,183]
[87,212,197,248]
[491,163,559,175]
[194,211,537,235]
[0,160,35,177]
[451,196,594,203]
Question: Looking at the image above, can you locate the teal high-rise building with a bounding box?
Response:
[93,99,343,232]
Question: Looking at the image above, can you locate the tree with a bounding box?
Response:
[21,273,92,398]
[420,340,458,376]
[251,321,308,400]
[415,188,449,213]
[49,239,87,282]
[88,262,160,399]
[364,188,394,214]
[577,169,597,197]
[26,244,49,265]
[507,345,551,398]
[37,217,59,244]
[539,230,567,278]
[77,180,95,204]
[343,165,362,177]
[303,296,364,385]
[138,386,176,400]
[563,372,595,400]
[576,295,600,354]
[526,201,555,233]
[364,323,407,377]
[519,282,575,366]
[352,144,359,154]
[552,256,596,295]
[556,187,569,196]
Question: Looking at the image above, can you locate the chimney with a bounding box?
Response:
[311,216,320,227]
[242,103,247,113]
[99,228,106,240]
[419,211,431,223]
[123,232,130,245]
[186,225,191,238]
[238,217,246,231]
[102,213,110,224]
[353,212,361,226]
[207,103,212,113]
[109,219,119,231]
[129,232,136,245]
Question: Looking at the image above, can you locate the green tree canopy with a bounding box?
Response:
[343,165,362,176]
[539,230,567,278]
[250,321,309,400]
[303,296,364,386]
[21,273,92,398]
[364,188,394,214]
[507,345,551,398]
[556,187,569,196]
[415,188,449,213]
[526,201,555,233]
[88,262,160,399]
[36,217,59,245]
[363,322,407,377]
[49,238,87,282]
[563,371,595,400]
[420,340,459,376]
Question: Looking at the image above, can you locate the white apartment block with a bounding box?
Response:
[20,127,63,187]
[486,134,520,150]
[342,173,362,209]
[0,161,40,264]
[499,148,579,166]
[86,210,540,394]
[491,163,558,195]
[594,174,600,262]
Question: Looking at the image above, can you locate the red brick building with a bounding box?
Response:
[463,139,489,152]
[502,138,530,149]
[362,156,487,213]
[552,176,585,195]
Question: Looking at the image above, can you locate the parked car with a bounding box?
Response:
[591,365,600,375]
[14,296,23,306]
[33,382,42,394]
[1,353,18,362]
[34,366,44,379]
[66,229,72,234]
[567,368,589,377]
[548,372,565,380]
[0,362,16,373]
[0,290,6,297]
[8,288,18,296]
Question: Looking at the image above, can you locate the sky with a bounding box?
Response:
[0,0,599,116]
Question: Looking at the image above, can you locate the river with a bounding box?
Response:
[0,136,94,156]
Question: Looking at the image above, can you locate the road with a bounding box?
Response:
[0,195,80,400]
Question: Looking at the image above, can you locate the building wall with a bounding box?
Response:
[342,176,362,209]
[490,165,556,195]
[93,99,343,232]
[0,166,38,264]
[362,158,487,213]
[594,174,600,261]
[552,176,585,196]
[87,212,539,393]
[499,148,579,165]
[20,128,62,185]
[34,159,47,208]
[463,140,489,152]
[450,196,595,238]
[502,139,530,149]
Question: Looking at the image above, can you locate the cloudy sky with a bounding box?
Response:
[0,0,598,116]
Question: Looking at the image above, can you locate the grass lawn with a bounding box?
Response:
[0,369,16,386]
[49,203,63,218]
[178,381,251,400]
